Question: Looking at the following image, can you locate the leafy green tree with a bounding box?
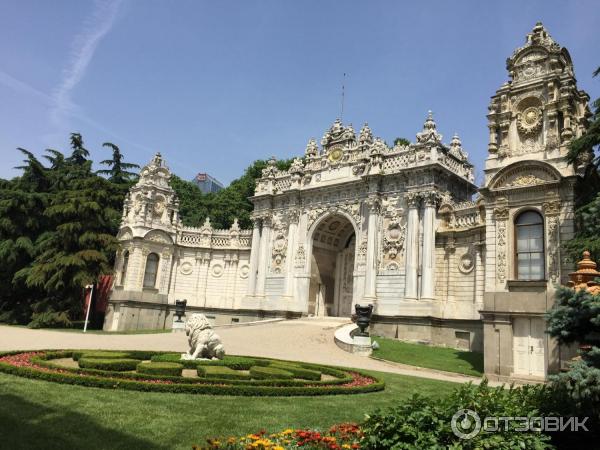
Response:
[66,132,90,166]
[0,135,133,327]
[393,137,410,147]
[169,175,210,227]
[97,142,140,184]
[545,286,600,442]
[564,66,600,262]
[169,158,293,229]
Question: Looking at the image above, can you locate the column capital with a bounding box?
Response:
[365,196,382,214]
[420,191,440,208]
[405,192,421,208]
[287,208,300,224]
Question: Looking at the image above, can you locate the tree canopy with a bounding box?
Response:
[0,136,292,327]
[564,66,600,262]
[0,135,135,327]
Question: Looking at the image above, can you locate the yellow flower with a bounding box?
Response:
[342,445,351,449]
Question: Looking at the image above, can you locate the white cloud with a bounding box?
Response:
[50,0,123,129]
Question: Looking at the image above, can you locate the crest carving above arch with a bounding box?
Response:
[143,230,173,244]
[488,161,561,191]
[117,227,133,241]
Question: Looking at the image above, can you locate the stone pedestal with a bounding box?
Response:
[172,320,185,333]
[352,334,373,356]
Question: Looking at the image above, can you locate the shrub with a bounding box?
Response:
[136,362,183,377]
[78,357,139,372]
[28,311,72,329]
[269,363,321,381]
[250,366,294,380]
[361,380,551,449]
[152,353,266,370]
[0,350,385,396]
[72,351,134,361]
[198,356,267,370]
[197,366,251,380]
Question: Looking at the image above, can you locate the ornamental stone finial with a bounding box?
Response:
[416,111,442,144]
[305,138,319,158]
[359,123,373,146]
[449,133,468,161]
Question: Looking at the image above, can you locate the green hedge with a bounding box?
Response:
[250,366,294,380]
[78,357,139,371]
[72,350,158,361]
[151,353,267,370]
[33,355,352,387]
[0,350,385,396]
[197,366,251,380]
[269,363,321,381]
[136,362,183,377]
[72,351,132,361]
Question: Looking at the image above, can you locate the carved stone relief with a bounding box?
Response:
[494,206,509,283]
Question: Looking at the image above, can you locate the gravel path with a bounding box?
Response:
[0,319,500,386]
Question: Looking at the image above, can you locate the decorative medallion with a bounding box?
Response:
[211,264,224,278]
[458,253,475,274]
[328,147,343,163]
[239,264,250,279]
[517,106,543,137]
[179,261,193,275]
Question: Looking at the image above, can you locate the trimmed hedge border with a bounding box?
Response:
[269,363,322,381]
[136,362,183,377]
[78,357,140,372]
[250,366,294,380]
[0,350,385,397]
[33,355,354,387]
[197,365,251,380]
[72,350,164,362]
[151,353,269,370]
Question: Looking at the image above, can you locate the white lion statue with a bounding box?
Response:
[181,313,225,360]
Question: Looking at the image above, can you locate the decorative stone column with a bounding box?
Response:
[420,192,437,300]
[247,218,262,296]
[493,205,509,286]
[488,124,498,153]
[543,200,561,283]
[474,241,485,312]
[285,209,299,297]
[256,217,271,297]
[363,196,380,300]
[404,193,420,299]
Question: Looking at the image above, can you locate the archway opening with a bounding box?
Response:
[308,214,356,317]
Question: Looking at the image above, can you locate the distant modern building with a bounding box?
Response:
[193,173,224,194]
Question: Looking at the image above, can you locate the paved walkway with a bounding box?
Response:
[0,319,500,386]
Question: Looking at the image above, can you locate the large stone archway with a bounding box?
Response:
[307,214,356,317]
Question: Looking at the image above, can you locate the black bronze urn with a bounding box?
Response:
[175,299,187,322]
[354,304,373,336]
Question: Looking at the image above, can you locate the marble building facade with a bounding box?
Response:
[103,24,592,381]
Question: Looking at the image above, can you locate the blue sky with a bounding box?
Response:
[0,0,598,186]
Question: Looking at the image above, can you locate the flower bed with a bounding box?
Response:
[196,423,363,449]
[0,350,384,397]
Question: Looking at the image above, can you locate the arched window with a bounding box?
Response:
[143,253,159,288]
[120,250,129,285]
[515,211,545,280]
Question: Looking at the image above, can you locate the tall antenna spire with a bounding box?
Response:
[340,72,346,121]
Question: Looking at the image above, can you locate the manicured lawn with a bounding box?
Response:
[372,336,484,377]
[0,369,458,449]
[2,324,171,334]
